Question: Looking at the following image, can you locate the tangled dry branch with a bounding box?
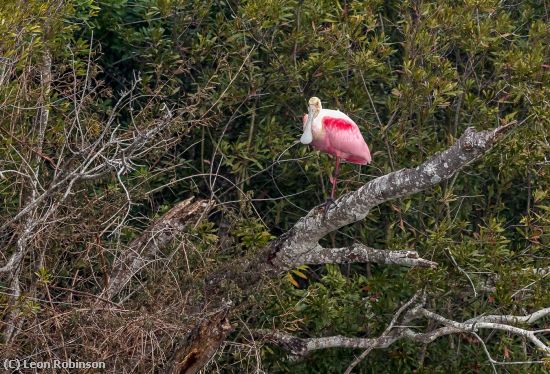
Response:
[102,197,214,300]
[2,64,540,374]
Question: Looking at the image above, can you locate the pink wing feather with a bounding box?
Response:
[322,115,371,165]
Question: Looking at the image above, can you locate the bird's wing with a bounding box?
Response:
[322,114,371,164]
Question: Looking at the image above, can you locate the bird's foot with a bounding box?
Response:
[322,198,337,219]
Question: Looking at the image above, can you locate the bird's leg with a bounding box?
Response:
[330,156,341,200]
[323,157,340,218]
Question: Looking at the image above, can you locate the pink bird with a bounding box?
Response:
[300,97,372,213]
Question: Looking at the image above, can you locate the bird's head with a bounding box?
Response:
[308,96,322,112]
[300,97,322,144]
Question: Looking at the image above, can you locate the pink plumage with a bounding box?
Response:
[300,97,372,209]
[302,109,372,165]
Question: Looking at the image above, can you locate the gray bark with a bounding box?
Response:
[254,302,550,358]
[263,124,515,273]
[283,244,438,270]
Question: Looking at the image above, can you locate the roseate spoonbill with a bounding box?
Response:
[300,97,372,213]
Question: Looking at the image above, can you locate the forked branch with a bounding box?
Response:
[264,124,517,272]
[254,302,550,364]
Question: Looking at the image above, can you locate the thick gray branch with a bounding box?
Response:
[203,124,518,372]
[283,243,438,270]
[267,124,515,271]
[253,329,399,356]
[254,326,465,357]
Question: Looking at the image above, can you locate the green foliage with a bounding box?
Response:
[234,218,274,251]
[1,0,549,372]
[35,267,52,285]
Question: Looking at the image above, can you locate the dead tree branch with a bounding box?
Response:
[164,307,233,374]
[253,124,518,275]
[194,124,520,371]
[413,307,550,355]
[102,197,213,300]
[282,244,438,270]
[254,302,550,363]
[205,124,518,294]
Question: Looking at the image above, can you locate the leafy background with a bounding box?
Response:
[0,0,548,372]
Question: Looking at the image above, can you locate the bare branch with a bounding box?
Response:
[466,307,550,325]
[282,243,438,270]
[414,308,550,355]
[262,124,517,272]
[344,290,425,374]
[255,303,550,363]
[254,326,463,357]
[102,197,213,300]
[164,307,233,374]
[254,329,395,356]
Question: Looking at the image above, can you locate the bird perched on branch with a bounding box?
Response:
[300,97,372,214]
